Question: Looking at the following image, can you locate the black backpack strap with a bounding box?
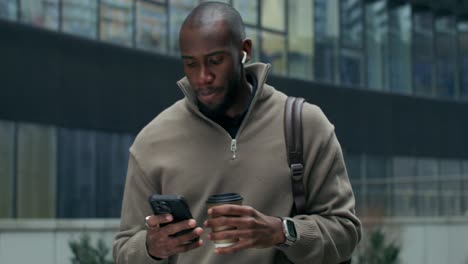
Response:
[284,96,306,215]
[284,96,352,264]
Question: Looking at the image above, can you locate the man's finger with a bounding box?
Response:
[214,239,251,255]
[172,227,204,245]
[146,214,173,228]
[174,239,204,254]
[205,216,255,229]
[164,219,198,236]
[208,205,255,218]
[208,229,242,240]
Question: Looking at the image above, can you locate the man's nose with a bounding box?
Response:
[197,65,214,84]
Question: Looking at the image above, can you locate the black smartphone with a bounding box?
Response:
[148,194,198,239]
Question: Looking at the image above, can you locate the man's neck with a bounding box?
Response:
[225,78,253,118]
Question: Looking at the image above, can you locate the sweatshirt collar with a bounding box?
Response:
[176,62,272,109]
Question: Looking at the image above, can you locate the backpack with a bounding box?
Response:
[284,97,352,264]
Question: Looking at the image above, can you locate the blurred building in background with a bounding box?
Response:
[1,0,468,263]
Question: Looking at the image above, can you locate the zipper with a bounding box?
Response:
[177,64,272,161]
[172,100,236,159]
[230,139,237,159]
[230,65,271,143]
[174,91,240,160]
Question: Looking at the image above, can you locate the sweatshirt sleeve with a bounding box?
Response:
[112,152,167,264]
[279,105,362,264]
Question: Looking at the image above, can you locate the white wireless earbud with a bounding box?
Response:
[241,51,247,64]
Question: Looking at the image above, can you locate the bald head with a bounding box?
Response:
[181,2,246,44]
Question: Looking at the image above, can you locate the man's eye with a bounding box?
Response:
[184,61,196,68]
[209,58,223,65]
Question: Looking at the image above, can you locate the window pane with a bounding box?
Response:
[62,0,98,39]
[288,0,313,80]
[0,0,17,21]
[416,158,438,177]
[412,11,434,97]
[340,0,363,87]
[314,40,338,83]
[169,0,197,55]
[340,49,363,87]
[340,0,363,49]
[416,158,439,216]
[463,160,468,214]
[314,0,339,83]
[388,4,411,94]
[365,0,388,90]
[136,1,167,53]
[393,156,416,177]
[435,17,457,99]
[16,123,57,218]
[261,31,286,75]
[366,155,391,217]
[261,0,284,31]
[439,159,462,216]
[459,22,468,100]
[100,0,133,46]
[462,161,468,175]
[0,120,15,218]
[315,0,339,41]
[392,157,417,216]
[345,153,362,182]
[20,0,59,30]
[344,153,364,214]
[233,0,257,25]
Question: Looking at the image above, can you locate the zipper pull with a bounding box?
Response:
[230,139,237,159]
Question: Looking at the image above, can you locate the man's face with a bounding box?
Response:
[179,21,242,116]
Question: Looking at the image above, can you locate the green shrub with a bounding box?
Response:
[69,233,113,264]
[357,227,400,264]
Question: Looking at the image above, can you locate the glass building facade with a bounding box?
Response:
[1,0,467,100]
[1,0,468,219]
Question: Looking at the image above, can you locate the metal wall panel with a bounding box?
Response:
[0,121,15,218]
[16,123,57,218]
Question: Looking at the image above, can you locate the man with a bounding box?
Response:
[113,2,361,264]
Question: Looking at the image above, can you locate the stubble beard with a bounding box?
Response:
[197,74,240,118]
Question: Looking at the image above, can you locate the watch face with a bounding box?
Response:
[286,219,297,239]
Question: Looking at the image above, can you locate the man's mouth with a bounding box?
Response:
[197,88,219,103]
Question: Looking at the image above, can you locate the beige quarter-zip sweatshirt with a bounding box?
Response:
[113,63,361,264]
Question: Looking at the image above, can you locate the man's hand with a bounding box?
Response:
[145,214,204,259]
[204,205,285,254]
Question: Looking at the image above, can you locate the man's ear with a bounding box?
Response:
[241,38,252,63]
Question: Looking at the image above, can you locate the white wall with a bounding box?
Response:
[0,219,118,264]
[360,217,468,264]
[393,218,468,264]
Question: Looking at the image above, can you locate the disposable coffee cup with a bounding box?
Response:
[206,193,243,248]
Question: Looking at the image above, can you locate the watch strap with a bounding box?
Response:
[276,217,297,248]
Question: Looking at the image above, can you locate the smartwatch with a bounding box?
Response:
[277,217,297,248]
